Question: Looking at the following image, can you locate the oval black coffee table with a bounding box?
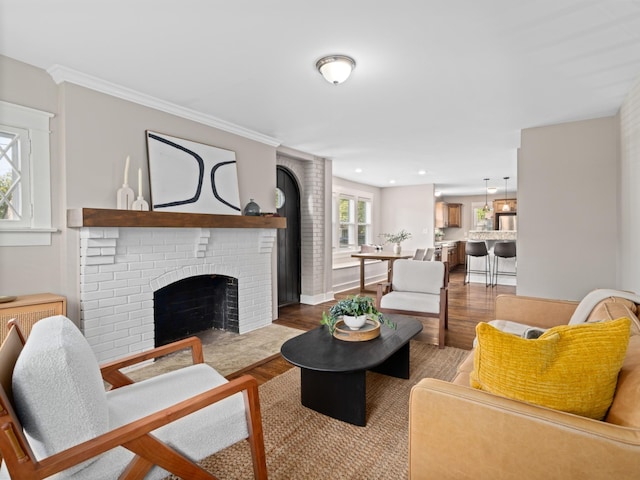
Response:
[280,314,422,426]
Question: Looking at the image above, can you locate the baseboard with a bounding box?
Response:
[300,292,335,305]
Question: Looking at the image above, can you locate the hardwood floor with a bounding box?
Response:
[227,267,515,385]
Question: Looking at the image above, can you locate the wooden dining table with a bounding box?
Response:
[351,251,413,292]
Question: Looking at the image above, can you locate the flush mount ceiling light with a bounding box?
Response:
[316,55,356,85]
[487,186,498,194]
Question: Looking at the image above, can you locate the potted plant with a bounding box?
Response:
[379,229,412,254]
[321,295,396,334]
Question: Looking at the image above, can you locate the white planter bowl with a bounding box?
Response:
[343,314,367,330]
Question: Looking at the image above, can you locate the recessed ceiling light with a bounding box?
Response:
[355,168,362,173]
[418,170,427,175]
[434,190,442,197]
[389,179,396,184]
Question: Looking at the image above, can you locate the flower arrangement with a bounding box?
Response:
[321,295,396,335]
[378,229,412,245]
[435,228,445,240]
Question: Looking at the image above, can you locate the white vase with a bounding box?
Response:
[393,243,401,254]
[343,314,367,330]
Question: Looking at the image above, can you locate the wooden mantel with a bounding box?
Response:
[67,208,286,229]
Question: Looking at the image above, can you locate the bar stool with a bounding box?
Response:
[492,241,516,287]
[465,241,491,287]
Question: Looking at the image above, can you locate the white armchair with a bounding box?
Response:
[0,315,267,479]
[376,259,449,348]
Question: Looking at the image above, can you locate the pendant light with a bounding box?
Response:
[482,178,490,212]
[502,177,511,211]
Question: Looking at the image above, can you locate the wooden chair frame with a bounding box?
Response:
[0,320,268,480]
[376,263,449,348]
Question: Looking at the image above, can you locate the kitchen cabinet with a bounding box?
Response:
[438,242,461,269]
[448,246,458,268]
[457,241,466,267]
[447,203,462,228]
[435,202,449,228]
[493,198,517,213]
[0,293,66,343]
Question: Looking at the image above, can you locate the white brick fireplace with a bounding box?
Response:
[78,226,277,363]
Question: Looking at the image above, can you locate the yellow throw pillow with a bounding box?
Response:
[470,317,631,420]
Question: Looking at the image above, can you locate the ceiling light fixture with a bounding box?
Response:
[418,170,427,175]
[434,190,442,197]
[502,177,511,211]
[355,168,362,173]
[316,55,356,85]
[483,178,490,212]
[487,186,498,194]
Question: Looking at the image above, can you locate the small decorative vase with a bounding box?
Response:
[243,198,261,216]
[343,314,367,330]
[393,243,401,254]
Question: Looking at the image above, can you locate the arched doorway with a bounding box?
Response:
[276,166,301,306]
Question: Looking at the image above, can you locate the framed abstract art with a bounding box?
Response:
[146,131,241,215]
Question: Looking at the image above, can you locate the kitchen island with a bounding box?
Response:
[467,230,516,241]
[466,231,517,286]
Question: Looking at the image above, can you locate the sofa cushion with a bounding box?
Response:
[586,297,640,335]
[606,335,640,427]
[470,317,631,420]
[12,315,109,474]
[379,291,441,314]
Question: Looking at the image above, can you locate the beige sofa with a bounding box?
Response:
[409,294,640,479]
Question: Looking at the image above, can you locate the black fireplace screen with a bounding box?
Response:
[153,274,238,347]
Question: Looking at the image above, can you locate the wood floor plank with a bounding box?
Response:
[226,267,515,384]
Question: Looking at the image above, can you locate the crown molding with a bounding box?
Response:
[47,64,281,147]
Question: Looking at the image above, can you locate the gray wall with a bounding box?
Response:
[1,55,279,320]
[0,56,66,299]
[380,184,436,252]
[620,78,640,293]
[517,116,619,300]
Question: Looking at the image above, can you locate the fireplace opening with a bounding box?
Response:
[153,274,239,347]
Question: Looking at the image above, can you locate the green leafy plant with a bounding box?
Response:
[379,229,412,245]
[321,295,396,335]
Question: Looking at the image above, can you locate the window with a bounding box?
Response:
[333,192,372,251]
[1,126,30,226]
[0,101,55,246]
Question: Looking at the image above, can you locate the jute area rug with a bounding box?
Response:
[127,324,303,381]
[171,341,469,480]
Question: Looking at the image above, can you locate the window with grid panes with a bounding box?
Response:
[335,194,371,250]
[0,101,54,246]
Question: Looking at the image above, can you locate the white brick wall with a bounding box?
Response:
[79,227,277,363]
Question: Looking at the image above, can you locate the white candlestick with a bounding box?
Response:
[124,155,130,185]
[138,168,142,197]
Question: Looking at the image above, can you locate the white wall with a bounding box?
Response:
[620,78,640,293]
[518,116,619,300]
[380,184,435,252]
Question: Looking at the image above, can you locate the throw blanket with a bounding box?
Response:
[568,289,640,325]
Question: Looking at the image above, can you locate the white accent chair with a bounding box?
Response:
[376,259,449,348]
[0,316,267,479]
